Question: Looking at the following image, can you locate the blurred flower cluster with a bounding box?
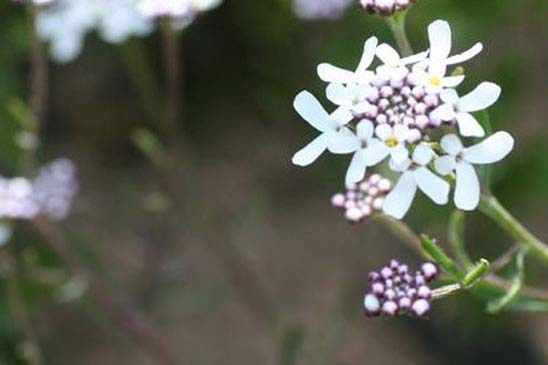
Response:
[292,20,514,219]
[31,0,223,63]
[293,0,353,20]
[0,159,77,221]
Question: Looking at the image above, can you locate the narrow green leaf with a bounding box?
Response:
[462,259,490,288]
[420,235,462,279]
[486,249,526,313]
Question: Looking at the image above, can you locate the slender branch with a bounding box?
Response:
[0,249,44,365]
[431,283,462,300]
[31,218,181,365]
[490,244,520,272]
[448,210,473,269]
[479,194,548,263]
[386,12,413,56]
[29,5,48,130]
[375,214,548,301]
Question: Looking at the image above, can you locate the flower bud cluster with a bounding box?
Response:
[364,259,438,317]
[359,0,416,17]
[331,174,392,222]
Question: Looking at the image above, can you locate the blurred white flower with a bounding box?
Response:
[36,0,153,63]
[137,0,222,30]
[33,158,78,220]
[432,82,501,137]
[293,0,352,20]
[383,144,450,219]
[434,133,514,210]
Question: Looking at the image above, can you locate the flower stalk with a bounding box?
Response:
[479,194,548,264]
[385,12,413,56]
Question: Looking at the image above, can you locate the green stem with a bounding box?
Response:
[386,12,413,56]
[479,194,548,264]
[448,211,473,269]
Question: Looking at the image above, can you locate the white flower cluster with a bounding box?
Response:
[0,159,77,221]
[293,0,353,20]
[292,20,514,219]
[34,0,223,63]
[36,0,153,63]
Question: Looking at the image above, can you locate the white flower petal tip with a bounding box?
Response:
[458,82,502,112]
[463,131,515,164]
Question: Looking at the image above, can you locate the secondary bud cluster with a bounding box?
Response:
[363,259,438,317]
[359,0,416,16]
[331,174,392,222]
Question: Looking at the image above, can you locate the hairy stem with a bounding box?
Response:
[386,12,413,56]
[479,194,548,264]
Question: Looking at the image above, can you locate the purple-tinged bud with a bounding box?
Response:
[372,282,384,296]
[382,301,399,315]
[399,297,412,309]
[380,266,393,279]
[417,285,431,299]
[411,299,430,317]
[384,289,396,301]
[397,264,408,275]
[384,279,393,288]
[345,207,363,222]
[421,262,438,281]
[389,259,400,269]
[368,271,380,282]
[415,274,426,286]
[331,193,345,208]
[364,293,381,316]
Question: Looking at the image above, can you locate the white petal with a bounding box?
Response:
[456,112,485,137]
[328,128,360,154]
[440,134,463,156]
[400,50,429,65]
[293,91,330,131]
[345,151,367,184]
[454,162,480,210]
[389,157,412,173]
[428,20,452,62]
[446,43,483,65]
[462,131,515,164]
[363,139,389,166]
[431,103,456,121]
[325,83,350,106]
[440,88,459,104]
[317,63,356,84]
[441,75,465,87]
[375,43,400,66]
[457,82,501,112]
[412,144,433,166]
[292,134,329,166]
[357,119,374,140]
[329,107,354,125]
[375,124,392,141]
[434,155,457,175]
[356,37,378,74]
[414,167,450,205]
[383,171,417,219]
[393,124,410,141]
[390,145,409,165]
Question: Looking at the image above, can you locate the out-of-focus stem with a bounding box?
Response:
[31,218,181,365]
[431,283,462,300]
[386,12,413,56]
[161,19,183,147]
[29,5,48,130]
[0,250,44,365]
[479,194,548,264]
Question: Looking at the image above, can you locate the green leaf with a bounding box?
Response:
[420,235,463,279]
[486,249,526,313]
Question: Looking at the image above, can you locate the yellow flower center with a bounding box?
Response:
[429,76,442,86]
[385,136,399,148]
